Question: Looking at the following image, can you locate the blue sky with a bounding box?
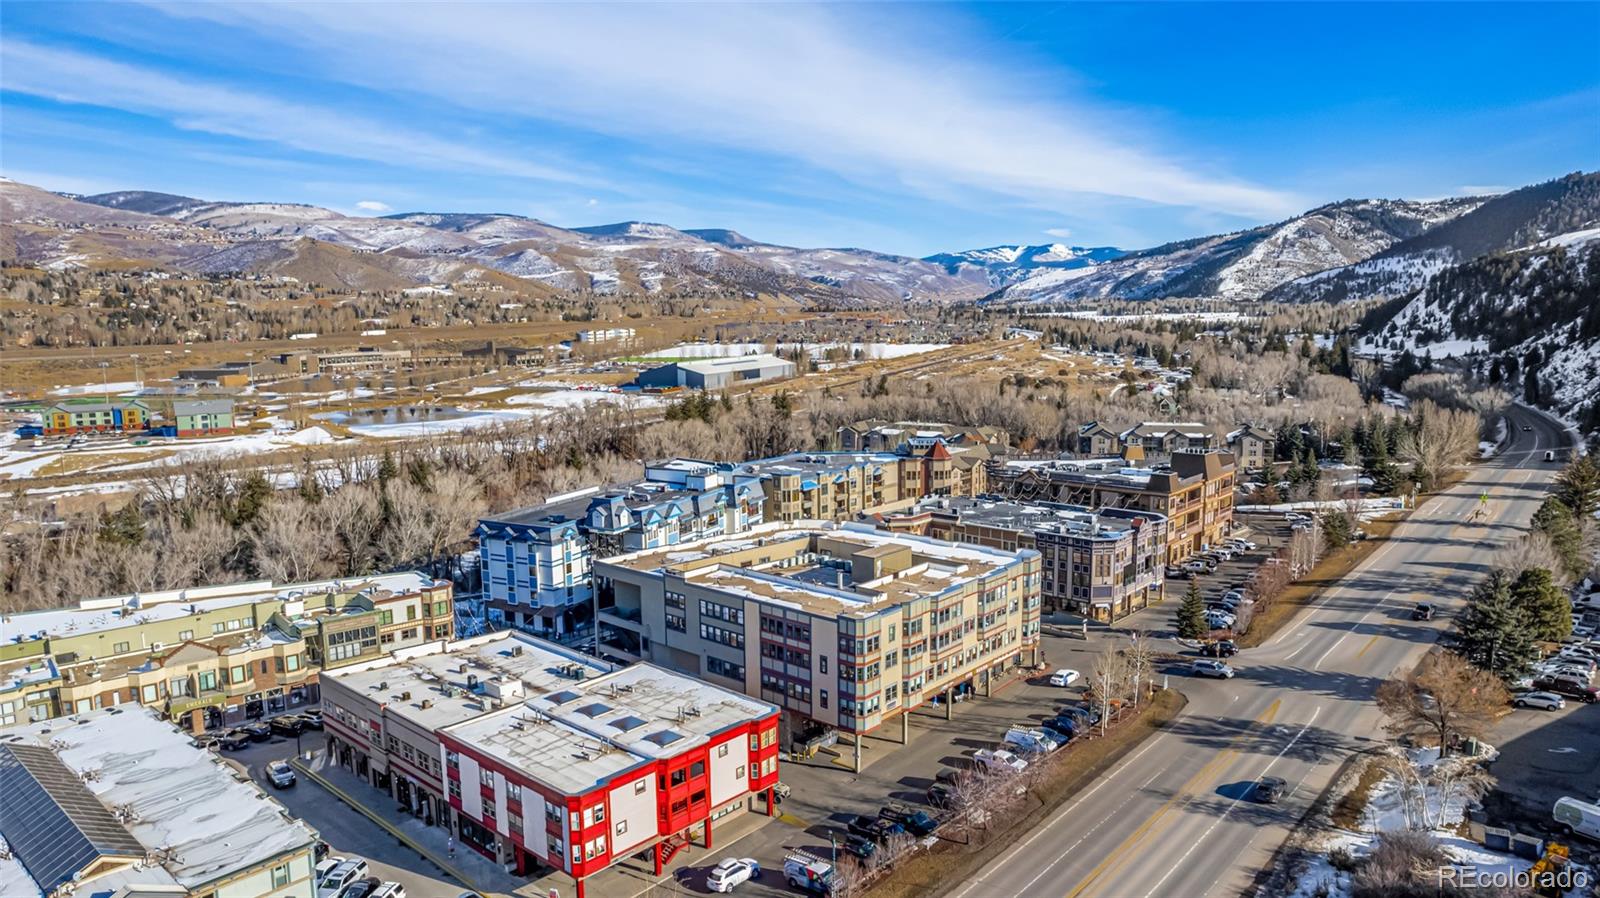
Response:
[3,2,1596,255]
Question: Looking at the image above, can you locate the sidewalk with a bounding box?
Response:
[296,751,779,898]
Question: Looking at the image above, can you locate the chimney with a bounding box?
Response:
[836,570,846,589]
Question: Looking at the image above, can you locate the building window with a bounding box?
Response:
[736,765,745,780]
[821,689,829,709]
[819,655,828,674]
[141,684,158,703]
[230,665,247,684]
[480,768,494,788]
[689,761,705,779]
[616,820,628,836]
[178,629,193,641]
[113,641,130,654]
[286,654,301,672]
[507,782,521,802]
[706,657,743,681]
[271,863,291,888]
[717,743,729,758]
[634,779,647,795]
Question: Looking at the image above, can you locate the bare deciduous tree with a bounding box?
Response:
[1375,651,1507,757]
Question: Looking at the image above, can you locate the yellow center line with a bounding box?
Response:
[1356,634,1381,658]
[1063,698,1281,898]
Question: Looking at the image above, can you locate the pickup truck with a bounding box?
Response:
[880,803,940,836]
[846,815,907,844]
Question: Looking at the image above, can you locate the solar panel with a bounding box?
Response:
[0,744,144,894]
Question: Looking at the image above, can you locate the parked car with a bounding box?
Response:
[880,803,940,836]
[1514,691,1566,711]
[267,760,296,788]
[840,832,877,859]
[219,730,253,751]
[707,857,761,893]
[1201,640,1238,658]
[974,748,1029,773]
[1165,565,1186,579]
[1535,678,1600,702]
[1191,659,1236,679]
[926,782,956,809]
[846,815,906,844]
[1205,611,1236,630]
[315,859,369,898]
[242,722,273,742]
[1546,450,1558,462]
[368,885,405,898]
[1253,776,1288,804]
[1004,726,1061,754]
[339,878,383,898]
[935,768,965,788]
[1040,716,1078,741]
[1182,560,1210,575]
[1048,669,1080,688]
[300,709,325,730]
[1060,704,1101,727]
[270,715,307,737]
[314,857,346,887]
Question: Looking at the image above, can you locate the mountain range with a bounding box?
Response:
[1,172,1595,308]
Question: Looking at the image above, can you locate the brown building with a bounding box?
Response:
[989,450,1236,562]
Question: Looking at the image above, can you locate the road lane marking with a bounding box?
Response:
[1313,589,1397,670]
[1140,705,1324,898]
[952,733,1170,898]
[1355,634,1381,658]
[1061,699,1281,898]
[1006,768,1169,898]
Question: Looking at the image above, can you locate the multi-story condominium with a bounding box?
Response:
[320,631,778,898]
[990,450,1236,562]
[836,419,1010,454]
[734,447,989,524]
[0,573,452,733]
[42,398,151,435]
[476,460,768,642]
[577,327,637,342]
[170,397,237,436]
[592,522,1041,767]
[1227,424,1277,472]
[1074,421,1221,457]
[0,706,320,898]
[875,496,1167,621]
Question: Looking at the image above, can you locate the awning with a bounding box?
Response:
[800,479,818,491]
[535,605,569,619]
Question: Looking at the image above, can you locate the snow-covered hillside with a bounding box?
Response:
[922,243,1125,288]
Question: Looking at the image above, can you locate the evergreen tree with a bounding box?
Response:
[1555,455,1600,518]
[1456,569,1538,682]
[230,471,273,527]
[1531,497,1587,581]
[377,450,398,485]
[98,502,146,546]
[1512,567,1572,643]
[1176,579,1208,640]
[1319,509,1354,549]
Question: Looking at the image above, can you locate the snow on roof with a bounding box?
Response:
[324,630,613,732]
[675,354,792,375]
[1,572,438,645]
[438,657,774,796]
[0,707,317,892]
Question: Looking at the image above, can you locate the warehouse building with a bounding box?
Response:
[636,354,795,390]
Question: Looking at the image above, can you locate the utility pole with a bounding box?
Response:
[98,361,111,402]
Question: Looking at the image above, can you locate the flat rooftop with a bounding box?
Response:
[1,572,438,645]
[0,707,318,894]
[737,451,901,479]
[676,354,791,375]
[909,496,1159,539]
[603,520,1033,617]
[443,661,775,795]
[324,630,614,732]
[1000,456,1157,487]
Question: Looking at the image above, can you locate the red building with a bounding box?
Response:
[438,663,779,897]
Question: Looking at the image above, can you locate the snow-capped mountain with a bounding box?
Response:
[1359,228,1600,428]
[1269,172,1600,303]
[992,197,1486,304]
[6,182,985,301]
[922,244,1125,288]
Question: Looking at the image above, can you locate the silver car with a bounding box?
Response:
[1514,691,1566,711]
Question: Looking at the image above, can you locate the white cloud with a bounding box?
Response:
[355,200,392,212]
[1044,227,1074,239]
[0,39,590,187]
[586,198,599,207]
[148,3,1301,221]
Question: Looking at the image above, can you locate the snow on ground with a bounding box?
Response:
[503,389,665,412]
[638,341,949,361]
[342,409,538,438]
[49,381,143,396]
[1237,497,1404,520]
[0,425,351,480]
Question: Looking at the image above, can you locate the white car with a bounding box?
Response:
[1515,691,1566,711]
[707,857,761,893]
[267,760,296,788]
[1048,669,1080,687]
[1192,659,1236,679]
[974,748,1029,773]
[1003,726,1061,754]
[316,859,369,898]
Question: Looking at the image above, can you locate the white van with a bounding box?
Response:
[1554,796,1600,840]
[1003,726,1061,754]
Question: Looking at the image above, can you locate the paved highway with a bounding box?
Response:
[955,404,1572,898]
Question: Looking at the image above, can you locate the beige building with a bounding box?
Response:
[990,450,1236,562]
[593,522,1042,768]
[876,496,1168,622]
[736,447,989,524]
[0,572,453,734]
[1227,424,1277,472]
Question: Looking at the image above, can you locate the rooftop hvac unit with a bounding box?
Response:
[420,699,433,709]
[400,691,412,701]
[511,646,524,657]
